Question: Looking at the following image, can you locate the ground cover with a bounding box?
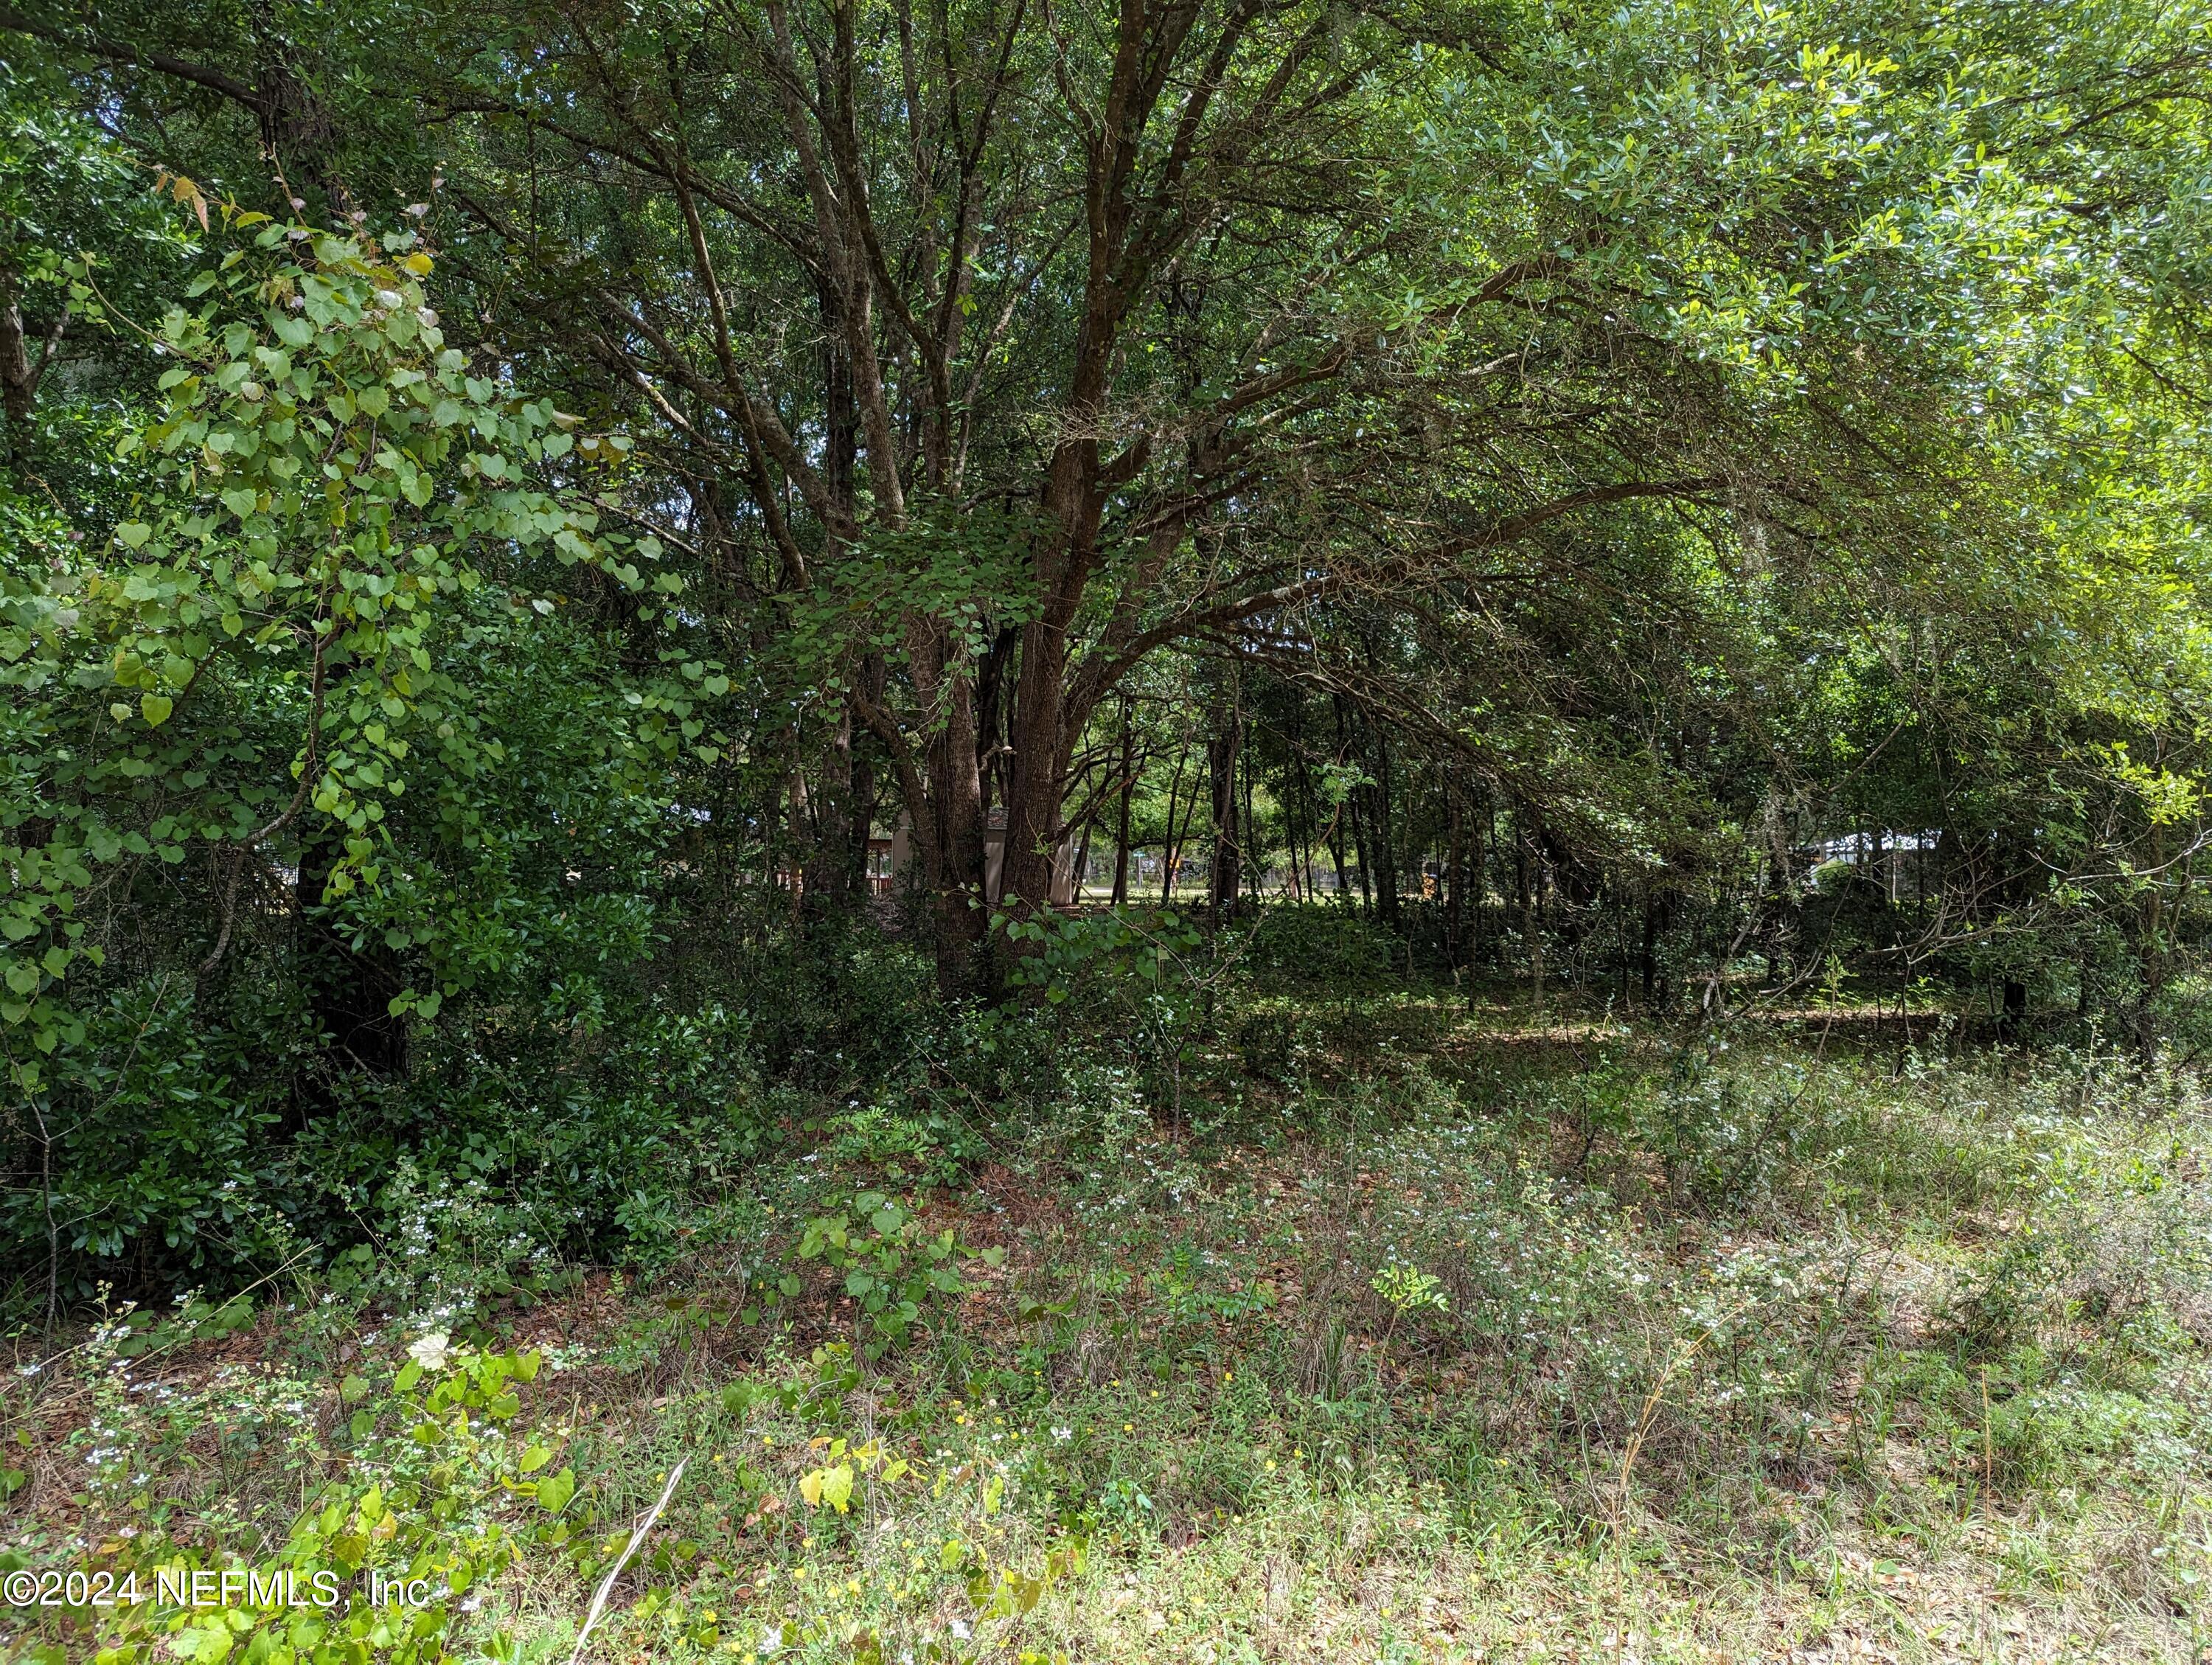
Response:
[4,993,2208,1664]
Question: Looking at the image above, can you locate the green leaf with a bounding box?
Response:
[535,1467,577,1512]
[140,694,174,726]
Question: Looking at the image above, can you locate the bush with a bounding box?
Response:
[1,977,771,1317]
[293,1001,773,1281]
[1,976,314,1310]
[1238,903,1400,990]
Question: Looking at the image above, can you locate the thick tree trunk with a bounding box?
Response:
[919,683,991,998]
[1000,610,1070,914]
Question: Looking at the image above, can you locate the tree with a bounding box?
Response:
[0,210,695,1100]
[7,0,2211,1020]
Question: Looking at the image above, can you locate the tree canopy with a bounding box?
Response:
[4,0,2212,1290]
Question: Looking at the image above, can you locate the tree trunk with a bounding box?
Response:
[1170,767,1205,906]
[1207,691,1242,916]
[804,707,856,910]
[1244,729,1263,902]
[1349,787,1372,914]
[1641,888,1664,1009]
[1,260,58,465]
[1445,792,1464,974]
[1159,743,1189,905]
[847,658,888,899]
[1112,703,1133,906]
[1520,813,1545,1003]
[1366,735,1399,930]
[916,672,991,998]
[1071,821,1093,906]
[1470,796,1488,967]
[1001,613,1071,913]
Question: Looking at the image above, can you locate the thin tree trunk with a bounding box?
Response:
[1349,788,1372,914]
[786,768,811,926]
[1207,688,1242,915]
[1159,744,1189,905]
[1168,765,1206,907]
[1446,791,1464,975]
[1367,728,1399,929]
[1470,793,1488,967]
[846,658,885,900]
[1520,813,1545,1004]
[1113,702,1133,906]
[1242,723,1260,903]
[1292,712,1320,900]
[1641,885,1667,1009]
[806,707,856,909]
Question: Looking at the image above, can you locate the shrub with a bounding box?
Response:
[1,981,771,1316]
[1239,903,1399,990]
[292,1000,773,1281]
[1,976,313,1311]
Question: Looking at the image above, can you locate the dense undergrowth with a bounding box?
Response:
[4,913,2211,1664]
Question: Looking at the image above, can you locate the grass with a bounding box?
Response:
[4,987,2210,1664]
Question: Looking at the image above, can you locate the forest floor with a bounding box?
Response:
[4,991,2210,1665]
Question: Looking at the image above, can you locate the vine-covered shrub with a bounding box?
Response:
[4,984,770,1315]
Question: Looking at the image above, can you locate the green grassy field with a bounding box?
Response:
[6,994,2209,1664]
